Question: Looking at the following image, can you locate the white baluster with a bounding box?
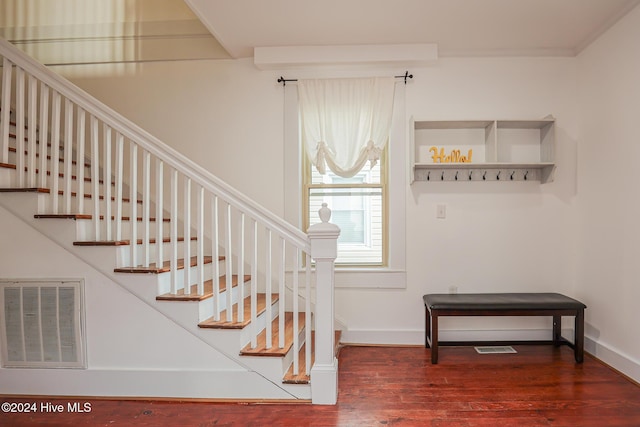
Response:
[142,150,151,267]
[103,125,111,239]
[27,75,37,187]
[75,107,85,213]
[170,169,178,293]
[225,204,233,321]
[237,213,245,322]
[0,58,11,164]
[250,219,258,348]
[183,177,191,294]
[90,115,99,237]
[196,185,205,295]
[38,85,49,190]
[265,229,272,349]
[155,159,164,268]
[279,238,286,348]
[50,91,61,213]
[15,67,25,188]
[129,144,138,265]
[63,99,73,213]
[114,133,124,241]
[292,249,299,375]
[211,195,220,320]
[278,240,287,348]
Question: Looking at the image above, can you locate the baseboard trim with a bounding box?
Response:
[0,368,303,400]
[341,328,570,346]
[585,335,640,385]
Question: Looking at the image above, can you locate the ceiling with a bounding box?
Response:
[1,0,639,65]
[0,0,230,65]
[188,0,640,58]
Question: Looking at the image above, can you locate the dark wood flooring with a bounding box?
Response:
[2,344,640,426]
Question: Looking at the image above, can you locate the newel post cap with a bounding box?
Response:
[307,203,340,237]
[307,203,340,259]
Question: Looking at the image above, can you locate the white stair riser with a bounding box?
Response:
[198,278,252,321]
[73,217,173,241]
[154,262,215,295]
[115,240,198,267]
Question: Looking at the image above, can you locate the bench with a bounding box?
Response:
[423,293,586,364]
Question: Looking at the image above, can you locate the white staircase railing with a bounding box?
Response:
[0,38,339,404]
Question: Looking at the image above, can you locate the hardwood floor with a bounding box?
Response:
[2,344,640,426]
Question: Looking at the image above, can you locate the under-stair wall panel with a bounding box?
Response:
[0,204,301,400]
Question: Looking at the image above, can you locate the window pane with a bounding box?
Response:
[308,187,383,264]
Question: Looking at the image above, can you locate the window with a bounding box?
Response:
[304,152,387,266]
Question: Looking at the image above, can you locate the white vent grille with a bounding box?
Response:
[474,346,517,354]
[0,279,86,368]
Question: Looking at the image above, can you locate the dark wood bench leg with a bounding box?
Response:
[553,315,561,346]
[575,309,584,363]
[425,305,431,348]
[431,313,439,364]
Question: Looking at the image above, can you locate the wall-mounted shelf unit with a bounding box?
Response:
[410,117,555,183]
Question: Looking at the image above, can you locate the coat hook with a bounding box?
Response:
[427,171,430,181]
[496,171,501,180]
[510,171,515,181]
[468,171,473,181]
[441,171,445,181]
[524,170,529,181]
[455,171,459,181]
[483,171,487,181]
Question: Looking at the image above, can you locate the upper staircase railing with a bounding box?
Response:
[0,38,339,404]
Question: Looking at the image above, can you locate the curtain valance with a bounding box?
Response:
[298,77,395,178]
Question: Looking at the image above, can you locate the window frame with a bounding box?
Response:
[302,149,389,267]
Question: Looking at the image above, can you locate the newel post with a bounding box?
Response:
[308,203,340,404]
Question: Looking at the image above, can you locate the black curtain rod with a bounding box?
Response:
[277,71,413,86]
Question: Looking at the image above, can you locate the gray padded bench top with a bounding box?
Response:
[423,292,586,311]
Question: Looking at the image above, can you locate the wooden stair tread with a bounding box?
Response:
[7,148,90,168]
[199,293,278,329]
[57,190,143,204]
[282,331,341,384]
[73,237,197,246]
[23,168,107,184]
[240,312,305,357]
[0,187,50,193]
[33,213,170,222]
[283,341,313,384]
[34,213,91,219]
[8,133,66,150]
[157,274,250,302]
[113,256,217,274]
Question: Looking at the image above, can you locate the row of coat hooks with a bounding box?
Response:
[277,71,414,86]
[416,169,541,182]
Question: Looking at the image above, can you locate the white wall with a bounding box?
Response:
[55,60,285,216]
[339,57,579,343]
[54,55,583,345]
[49,20,640,381]
[576,5,640,380]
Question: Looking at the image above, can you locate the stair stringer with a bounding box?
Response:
[0,191,311,400]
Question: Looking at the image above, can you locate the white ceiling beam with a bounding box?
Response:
[254,44,438,70]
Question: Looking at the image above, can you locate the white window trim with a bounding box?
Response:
[283,81,407,289]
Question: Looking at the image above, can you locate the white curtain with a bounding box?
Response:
[298,77,396,178]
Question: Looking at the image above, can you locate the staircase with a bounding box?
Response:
[0,38,340,404]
